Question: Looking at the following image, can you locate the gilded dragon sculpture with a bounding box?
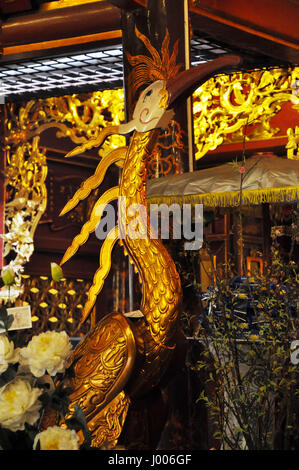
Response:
[41,27,241,448]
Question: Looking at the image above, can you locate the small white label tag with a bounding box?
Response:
[0,305,32,333]
[123,310,144,318]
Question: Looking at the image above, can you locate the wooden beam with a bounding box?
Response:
[0,0,32,15]
[190,0,299,47]
[108,0,140,9]
[2,31,122,62]
[119,0,299,64]
[191,13,299,66]
[190,0,299,65]
[2,1,121,47]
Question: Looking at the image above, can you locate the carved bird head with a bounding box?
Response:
[119,55,242,134]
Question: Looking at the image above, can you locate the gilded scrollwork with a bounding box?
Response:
[3,89,126,287]
[286,126,299,160]
[3,66,299,294]
[193,67,299,160]
[5,89,126,158]
[2,137,47,284]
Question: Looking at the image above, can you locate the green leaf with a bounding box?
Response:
[0,304,11,331]
[5,315,14,331]
[0,363,18,387]
[64,355,82,380]
[65,404,92,448]
[40,382,71,419]
[0,427,13,450]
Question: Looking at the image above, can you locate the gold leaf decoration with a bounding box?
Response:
[193,67,299,160]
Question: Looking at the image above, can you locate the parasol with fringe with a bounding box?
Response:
[147,154,299,208]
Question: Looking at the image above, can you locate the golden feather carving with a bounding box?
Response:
[127,26,183,100]
[79,225,119,326]
[61,186,119,265]
[60,147,126,216]
[64,125,120,158]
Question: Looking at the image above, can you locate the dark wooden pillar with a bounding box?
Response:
[147,0,193,174]
[121,0,194,177]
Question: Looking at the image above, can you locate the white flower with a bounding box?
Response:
[0,334,19,374]
[19,330,72,377]
[17,242,34,262]
[0,377,42,432]
[33,426,80,450]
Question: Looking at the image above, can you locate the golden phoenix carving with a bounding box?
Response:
[39,41,242,447]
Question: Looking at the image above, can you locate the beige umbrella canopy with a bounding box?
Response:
[147,154,299,207]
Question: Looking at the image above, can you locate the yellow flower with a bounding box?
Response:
[1,266,15,286]
[0,378,42,432]
[50,263,64,282]
[20,330,72,377]
[238,293,248,300]
[33,426,80,450]
[0,334,19,374]
[249,334,259,341]
[240,323,248,329]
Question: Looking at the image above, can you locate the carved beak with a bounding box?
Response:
[167,55,242,106]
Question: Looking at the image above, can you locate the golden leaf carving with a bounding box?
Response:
[193,67,299,160]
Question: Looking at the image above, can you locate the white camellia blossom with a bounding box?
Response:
[0,334,20,374]
[19,330,73,377]
[0,377,42,432]
[33,426,80,450]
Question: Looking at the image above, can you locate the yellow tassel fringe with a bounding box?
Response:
[147,186,299,208]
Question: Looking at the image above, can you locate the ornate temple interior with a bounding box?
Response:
[0,0,298,452]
